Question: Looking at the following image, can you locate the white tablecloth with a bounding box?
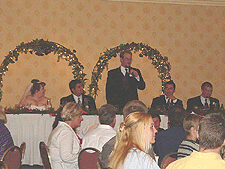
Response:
[5,114,167,165]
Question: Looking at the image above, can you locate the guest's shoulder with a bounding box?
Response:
[108,67,120,73]
[83,94,94,100]
[210,97,219,102]
[153,95,164,100]
[60,94,72,100]
[187,96,200,101]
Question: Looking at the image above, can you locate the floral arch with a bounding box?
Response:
[88,42,172,99]
[0,39,86,101]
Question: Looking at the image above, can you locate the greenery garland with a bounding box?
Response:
[88,42,171,98]
[0,39,86,101]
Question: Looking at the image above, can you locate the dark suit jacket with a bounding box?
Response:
[156,126,186,166]
[151,95,183,110]
[60,94,97,110]
[106,67,145,110]
[186,95,220,111]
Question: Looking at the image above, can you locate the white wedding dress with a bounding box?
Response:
[26,105,47,111]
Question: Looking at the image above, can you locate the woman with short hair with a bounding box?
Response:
[48,102,83,169]
[108,112,160,169]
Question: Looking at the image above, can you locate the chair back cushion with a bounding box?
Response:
[19,142,26,160]
[1,146,21,169]
[39,142,52,169]
[78,148,100,169]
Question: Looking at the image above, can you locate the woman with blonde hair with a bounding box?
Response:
[48,102,83,169]
[0,106,14,158]
[108,112,160,169]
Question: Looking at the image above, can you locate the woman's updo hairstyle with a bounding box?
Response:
[30,79,46,95]
[61,102,83,121]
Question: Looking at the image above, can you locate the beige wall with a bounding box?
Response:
[0,0,224,109]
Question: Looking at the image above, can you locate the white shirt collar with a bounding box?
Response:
[72,94,82,104]
[120,66,129,76]
[200,95,210,106]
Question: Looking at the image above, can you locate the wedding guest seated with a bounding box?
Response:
[47,102,83,169]
[82,104,116,152]
[99,100,148,168]
[60,79,96,110]
[186,82,220,111]
[167,113,225,169]
[177,114,202,159]
[151,112,164,133]
[0,106,14,158]
[18,79,52,111]
[155,105,186,166]
[108,112,159,169]
[150,112,165,155]
[151,80,183,110]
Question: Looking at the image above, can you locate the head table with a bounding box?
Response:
[5,114,168,165]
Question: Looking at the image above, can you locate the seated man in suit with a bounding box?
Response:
[151,80,183,110]
[60,79,96,110]
[167,113,225,169]
[186,81,220,112]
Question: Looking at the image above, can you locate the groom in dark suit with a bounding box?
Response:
[151,80,183,110]
[106,51,145,110]
[60,79,96,110]
[186,82,220,111]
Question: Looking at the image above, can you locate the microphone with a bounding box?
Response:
[127,67,134,77]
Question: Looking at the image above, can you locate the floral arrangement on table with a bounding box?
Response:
[5,107,57,115]
[4,107,124,116]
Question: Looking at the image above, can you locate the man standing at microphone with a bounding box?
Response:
[106,51,145,110]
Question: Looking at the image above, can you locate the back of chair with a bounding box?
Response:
[39,141,52,169]
[0,161,8,169]
[160,152,177,169]
[78,147,100,169]
[19,142,26,160]
[1,146,22,169]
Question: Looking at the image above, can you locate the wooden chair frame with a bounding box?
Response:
[19,142,26,160]
[39,141,52,169]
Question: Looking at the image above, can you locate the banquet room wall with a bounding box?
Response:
[0,0,224,109]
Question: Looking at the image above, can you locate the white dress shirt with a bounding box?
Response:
[120,66,140,81]
[73,94,82,105]
[48,121,80,169]
[82,124,116,152]
[200,95,210,107]
[165,95,177,104]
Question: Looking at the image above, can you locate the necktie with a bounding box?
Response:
[125,68,129,77]
[78,97,81,105]
[205,99,208,108]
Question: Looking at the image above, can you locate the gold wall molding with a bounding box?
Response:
[105,0,225,6]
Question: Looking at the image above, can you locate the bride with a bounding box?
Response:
[18,79,52,111]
